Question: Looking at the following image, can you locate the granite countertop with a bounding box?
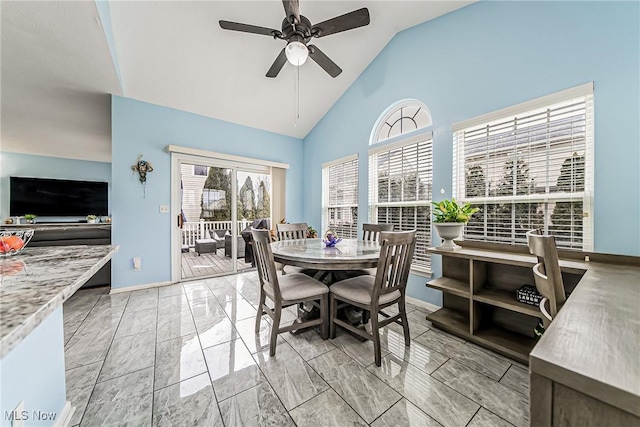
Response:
[529,261,640,417]
[0,245,118,358]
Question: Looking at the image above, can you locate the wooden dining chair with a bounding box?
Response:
[362,223,394,242]
[276,223,308,241]
[251,228,329,356]
[329,230,417,366]
[276,222,309,275]
[526,229,567,328]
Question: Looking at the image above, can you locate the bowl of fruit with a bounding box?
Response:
[0,229,34,257]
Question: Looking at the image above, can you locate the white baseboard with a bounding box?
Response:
[406,296,441,313]
[110,280,173,294]
[54,401,75,427]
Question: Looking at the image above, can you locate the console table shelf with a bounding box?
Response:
[426,242,588,364]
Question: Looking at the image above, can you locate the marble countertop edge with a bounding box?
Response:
[0,245,118,358]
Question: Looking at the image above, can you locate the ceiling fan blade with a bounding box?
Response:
[266,48,287,78]
[219,20,281,37]
[311,8,370,38]
[282,0,300,25]
[308,45,342,78]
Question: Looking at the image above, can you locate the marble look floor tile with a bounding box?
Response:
[153,373,223,427]
[206,277,234,290]
[467,408,514,427]
[125,288,159,312]
[158,284,185,299]
[157,294,191,315]
[281,329,336,361]
[98,331,156,383]
[64,327,114,370]
[157,310,197,342]
[414,330,509,381]
[81,367,153,427]
[289,389,367,427]
[235,317,285,354]
[93,292,130,310]
[210,285,243,303]
[238,287,262,307]
[383,333,449,375]
[220,298,257,323]
[253,342,328,410]
[190,296,227,319]
[75,305,125,336]
[407,309,434,329]
[499,365,529,396]
[432,360,528,427]
[66,361,103,426]
[219,382,295,427]
[308,349,401,423]
[196,315,238,349]
[203,338,266,401]
[155,334,207,390]
[371,398,442,427]
[184,284,214,302]
[332,333,391,367]
[115,307,157,338]
[369,355,478,427]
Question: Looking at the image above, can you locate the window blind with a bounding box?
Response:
[453,85,594,250]
[369,133,433,272]
[322,155,358,239]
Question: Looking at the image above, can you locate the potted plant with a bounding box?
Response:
[24,214,37,224]
[86,215,98,224]
[432,199,478,251]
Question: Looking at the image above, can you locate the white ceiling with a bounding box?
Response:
[1,1,471,162]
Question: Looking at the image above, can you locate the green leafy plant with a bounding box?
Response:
[24,214,37,221]
[307,226,318,238]
[86,215,97,220]
[432,199,479,223]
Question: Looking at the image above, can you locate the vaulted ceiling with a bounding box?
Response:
[1,1,471,162]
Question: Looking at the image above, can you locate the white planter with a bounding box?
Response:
[434,223,465,251]
[87,219,97,224]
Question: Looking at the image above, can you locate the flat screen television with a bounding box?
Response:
[10,177,108,217]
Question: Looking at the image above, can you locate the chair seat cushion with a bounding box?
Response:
[265,273,328,302]
[331,275,401,306]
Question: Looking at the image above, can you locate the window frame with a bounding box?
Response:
[369,131,434,275]
[452,83,594,250]
[322,154,359,239]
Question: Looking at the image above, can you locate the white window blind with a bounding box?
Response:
[369,133,433,272]
[322,155,358,239]
[452,83,594,250]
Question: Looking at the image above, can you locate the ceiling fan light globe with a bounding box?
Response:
[285,41,308,66]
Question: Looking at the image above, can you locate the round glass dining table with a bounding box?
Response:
[270,238,381,271]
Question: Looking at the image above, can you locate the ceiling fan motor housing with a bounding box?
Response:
[281,15,312,44]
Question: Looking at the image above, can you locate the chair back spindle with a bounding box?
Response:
[251,228,282,303]
[362,223,394,243]
[372,230,416,303]
[277,223,308,241]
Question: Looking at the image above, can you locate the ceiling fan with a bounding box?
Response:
[219,0,370,78]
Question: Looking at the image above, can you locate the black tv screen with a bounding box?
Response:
[10,177,108,217]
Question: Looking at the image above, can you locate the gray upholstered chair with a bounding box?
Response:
[276,222,308,275]
[526,229,567,328]
[251,228,329,356]
[330,230,416,366]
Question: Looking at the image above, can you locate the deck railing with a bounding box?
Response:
[182,220,253,247]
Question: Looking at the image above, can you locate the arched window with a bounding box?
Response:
[369,100,433,273]
[371,100,432,144]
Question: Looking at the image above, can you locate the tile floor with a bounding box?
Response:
[63,272,529,427]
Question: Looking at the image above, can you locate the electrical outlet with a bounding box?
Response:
[133,256,141,270]
[159,205,169,213]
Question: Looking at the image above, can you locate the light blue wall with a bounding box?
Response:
[0,152,112,221]
[0,307,66,427]
[303,1,640,305]
[111,96,304,289]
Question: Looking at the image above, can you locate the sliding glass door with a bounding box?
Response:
[172,154,271,281]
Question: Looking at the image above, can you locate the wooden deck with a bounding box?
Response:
[181,248,250,279]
